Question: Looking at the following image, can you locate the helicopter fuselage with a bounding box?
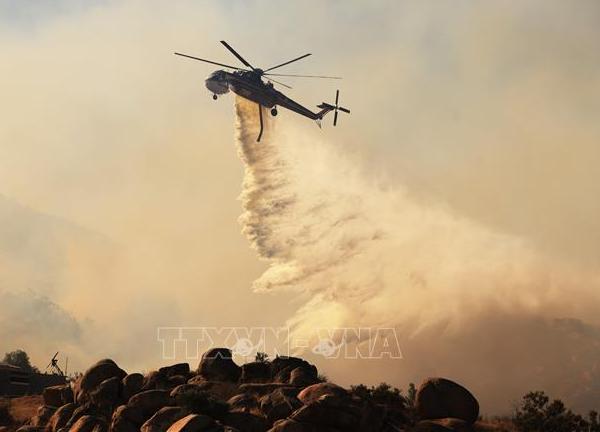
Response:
[205,69,325,120]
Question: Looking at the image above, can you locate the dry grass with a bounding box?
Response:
[3,396,43,425]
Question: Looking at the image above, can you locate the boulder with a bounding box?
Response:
[222,412,268,432]
[239,362,271,384]
[43,386,68,408]
[69,416,105,432]
[30,406,55,427]
[239,384,297,398]
[110,405,141,432]
[266,419,326,432]
[45,403,75,432]
[127,390,173,422]
[65,404,101,430]
[170,384,200,403]
[143,371,170,391]
[288,368,317,388]
[159,364,190,378]
[15,427,43,432]
[141,407,186,432]
[78,359,126,401]
[194,381,239,401]
[166,414,214,432]
[123,373,144,400]
[259,388,302,423]
[296,383,348,405]
[89,376,122,409]
[186,375,206,386]
[197,348,241,383]
[270,358,317,385]
[167,376,188,389]
[227,393,259,413]
[416,378,479,424]
[289,395,359,431]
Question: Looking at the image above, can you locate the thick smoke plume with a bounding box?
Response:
[234,97,600,412]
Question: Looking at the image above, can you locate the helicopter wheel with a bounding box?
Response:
[271,107,278,116]
[212,94,218,100]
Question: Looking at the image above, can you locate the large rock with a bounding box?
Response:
[416,378,479,424]
[260,388,302,423]
[159,364,190,378]
[270,358,317,385]
[78,359,126,401]
[15,427,43,432]
[222,412,268,432]
[89,376,122,409]
[141,407,186,432]
[227,393,259,413]
[288,368,318,388]
[69,415,106,432]
[127,390,173,422]
[123,373,144,400]
[170,384,200,403]
[65,403,101,430]
[43,386,68,408]
[266,419,329,432]
[197,348,241,383]
[45,403,75,432]
[289,395,359,431]
[296,383,348,405]
[166,414,214,432]
[30,406,55,427]
[143,371,170,391]
[239,384,297,398]
[194,381,239,401]
[239,362,271,383]
[110,405,141,432]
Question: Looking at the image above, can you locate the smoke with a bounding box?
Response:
[234,96,600,412]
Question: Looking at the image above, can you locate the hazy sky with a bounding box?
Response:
[1,0,600,414]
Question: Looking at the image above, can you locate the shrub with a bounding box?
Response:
[350,382,407,408]
[513,391,597,432]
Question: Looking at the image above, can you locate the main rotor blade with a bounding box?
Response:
[264,53,311,72]
[338,107,351,113]
[174,52,247,70]
[335,89,339,106]
[220,40,255,70]
[264,73,342,79]
[265,77,293,89]
[334,110,338,126]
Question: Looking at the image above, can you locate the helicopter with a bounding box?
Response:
[174,41,350,142]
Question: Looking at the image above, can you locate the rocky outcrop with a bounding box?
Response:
[165,414,214,432]
[76,359,126,403]
[14,351,485,432]
[140,407,186,432]
[45,402,75,432]
[416,378,479,424]
[122,373,144,400]
[196,348,241,383]
[296,383,348,405]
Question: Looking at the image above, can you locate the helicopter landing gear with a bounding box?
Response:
[212,94,218,100]
[271,107,278,117]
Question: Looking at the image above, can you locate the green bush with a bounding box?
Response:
[513,391,599,432]
[350,382,407,408]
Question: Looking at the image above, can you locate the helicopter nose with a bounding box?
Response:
[205,76,229,95]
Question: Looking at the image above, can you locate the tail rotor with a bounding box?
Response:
[332,90,350,126]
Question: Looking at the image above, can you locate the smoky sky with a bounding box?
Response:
[1,0,600,414]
